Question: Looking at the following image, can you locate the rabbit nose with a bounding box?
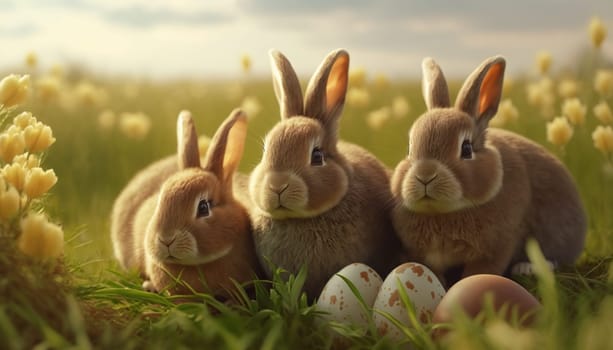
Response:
[415,173,438,185]
[269,182,289,194]
[158,236,176,247]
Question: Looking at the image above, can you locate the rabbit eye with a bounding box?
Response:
[196,199,212,218]
[311,147,325,166]
[461,140,473,159]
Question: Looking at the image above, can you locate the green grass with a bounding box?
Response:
[1,60,612,349]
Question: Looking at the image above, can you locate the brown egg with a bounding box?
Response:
[432,274,541,329]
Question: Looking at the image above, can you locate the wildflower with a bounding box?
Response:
[373,73,390,90]
[241,54,252,74]
[367,106,391,130]
[0,184,20,221]
[346,87,370,108]
[98,109,116,130]
[349,67,367,88]
[23,122,56,152]
[74,81,107,107]
[2,163,27,191]
[561,98,586,125]
[13,111,37,129]
[24,167,57,199]
[589,17,607,49]
[592,125,613,155]
[491,99,519,127]
[594,70,613,97]
[0,74,30,108]
[25,52,37,69]
[546,117,574,146]
[526,78,555,119]
[535,51,552,75]
[18,213,64,259]
[594,101,613,124]
[391,96,410,119]
[0,128,26,162]
[12,154,40,169]
[558,78,579,98]
[198,135,211,155]
[241,96,262,119]
[36,75,62,103]
[119,112,151,140]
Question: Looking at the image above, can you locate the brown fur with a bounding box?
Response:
[391,57,586,286]
[111,110,260,296]
[250,49,402,297]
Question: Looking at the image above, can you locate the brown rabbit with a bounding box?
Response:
[248,49,402,297]
[390,56,587,286]
[111,109,260,296]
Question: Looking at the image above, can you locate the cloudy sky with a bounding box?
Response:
[1,0,612,80]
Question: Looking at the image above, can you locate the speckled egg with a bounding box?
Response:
[372,262,446,340]
[317,263,383,327]
[432,274,541,329]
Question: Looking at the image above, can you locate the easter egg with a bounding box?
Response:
[432,274,541,328]
[372,262,446,340]
[317,263,383,327]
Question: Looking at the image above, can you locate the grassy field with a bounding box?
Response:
[1,47,613,349]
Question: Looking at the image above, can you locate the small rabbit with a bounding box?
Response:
[111,109,260,296]
[249,49,402,297]
[390,56,587,286]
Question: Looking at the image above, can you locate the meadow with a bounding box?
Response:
[1,21,613,349]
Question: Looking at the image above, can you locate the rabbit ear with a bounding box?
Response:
[421,57,450,109]
[202,109,247,191]
[177,110,201,169]
[270,50,304,119]
[303,49,349,135]
[455,56,506,124]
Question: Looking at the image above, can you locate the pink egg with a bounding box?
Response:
[432,274,541,329]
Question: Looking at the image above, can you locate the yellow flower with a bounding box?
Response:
[74,81,107,107]
[25,51,38,69]
[592,125,613,155]
[24,167,57,199]
[558,78,579,98]
[0,184,20,221]
[589,17,607,49]
[391,96,410,119]
[367,106,391,130]
[526,78,555,119]
[198,135,211,155]
[49,64,64,78]
[13,111,37,129]
[535,51,552,75]
[240,96,262,119]
[2,163,27,191]
[241,54,252,74]
[594,101,613,124]
[349,67,367,88]
[23,122,56,152]
[0,127,26,162]
[561,98,586,125]
[98,109,116,130]
[0,74,30,108]
[346,87,370,108]
[18,213,64,259]
[594,70,613,97]
[36,75,62,103]
[12,154,40,169]
[547,116,574,146]
[119,112,151,140]
[491,99,519,127]
[373,73,390,89]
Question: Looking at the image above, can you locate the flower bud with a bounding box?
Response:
[0,185,20,220]
[0,129,26,163]
[547,117,574,146]
[24,167,57,198]
[18,213,64,259]
[592,125,613,155]
[2,163,27,191]
[23,122,56,152]
[0,74,30,107]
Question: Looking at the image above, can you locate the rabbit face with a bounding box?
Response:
[249,117,349,219]
[392,110,503,214]
[146,169,234,266]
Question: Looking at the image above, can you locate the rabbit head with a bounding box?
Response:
[249,49,352,219]
[391,56,506,214]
